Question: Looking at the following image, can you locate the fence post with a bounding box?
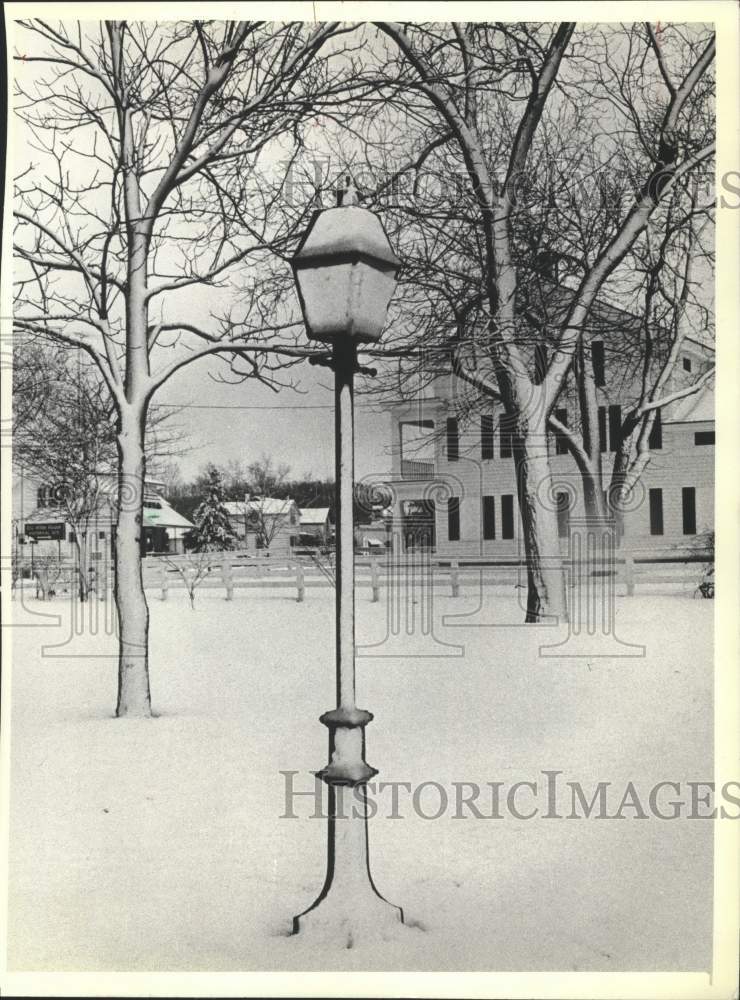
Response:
[450,559,460,598]
[295,560,305,603]
[222,560,234,601]
[160,563,168,601]
[624,553,635,597]
[370,557,380,603]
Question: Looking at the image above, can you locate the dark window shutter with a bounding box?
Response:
[446,417,459,462]
[500,414,513,459]
[649,488,664,536]
[534,343,548,384]
[556,491,570,539]
[608,405,622,452]
[555,408,569,455]
[694,431,714,446]
[648,409,662,450]
[481,415,494,460]
[592,341,606,387]
[682,487,697,535]
[447,497,460,541]
[501,495,515,539]
[482,495,496,540]
[598,407,607,453]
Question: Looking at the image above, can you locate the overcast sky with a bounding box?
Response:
[156,348,395,482]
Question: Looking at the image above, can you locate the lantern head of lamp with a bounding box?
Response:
[292,196,400,344]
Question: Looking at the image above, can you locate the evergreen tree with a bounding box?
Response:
[190,466,237,552]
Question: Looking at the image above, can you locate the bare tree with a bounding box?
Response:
[322,20,714,621]
[163,549,214,609]
[552,196,714,531]
[13,338,187,601]
[13,19,348,715]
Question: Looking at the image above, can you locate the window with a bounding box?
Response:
[534,343,548,384]
[447,497,460,542]
[482,495,496,540]
[481,415,494,460]
[683,357,692,372]
[37,486,49,508]
[68,531,76,543]
[554,408,569,455]
[556,491,570,539]
[446,417,459,462]
[649,488,664,536]
[695,431,715,446]
[501,494,515,540]
[598,406,607,454]
[682,487,697,535]
[648,409,662,450]
[592,341,606,387]
[608,405,622,452]
[500,414,514,459]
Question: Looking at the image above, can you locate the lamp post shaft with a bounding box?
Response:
[334,338,356,711]
[292,336,403,942]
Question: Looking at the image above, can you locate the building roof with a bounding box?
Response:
[142,498,193,530]
[21,497,193,531]
[664,383,714,424]
[300,507,330,525]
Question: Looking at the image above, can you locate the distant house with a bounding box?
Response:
[224,496,300,556]
[12,468,193,564]
[297,507,332,550]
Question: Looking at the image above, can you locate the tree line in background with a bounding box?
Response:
[161,456,335,526]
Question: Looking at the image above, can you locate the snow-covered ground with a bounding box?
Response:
[5,584,713,972]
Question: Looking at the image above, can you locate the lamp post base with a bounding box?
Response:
[292,781,404,944]
[293,885,403,946]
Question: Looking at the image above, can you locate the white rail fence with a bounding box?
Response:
[13,550,712,603]
[144,550,710,602]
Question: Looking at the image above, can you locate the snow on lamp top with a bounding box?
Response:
[292,186,400,344]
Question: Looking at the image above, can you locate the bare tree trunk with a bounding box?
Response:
[114,405,152,718]
[583,471,607,523]
[73,531,90,603]
[513,417,568,623]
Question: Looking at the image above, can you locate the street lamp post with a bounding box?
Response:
[291,183,403,941]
